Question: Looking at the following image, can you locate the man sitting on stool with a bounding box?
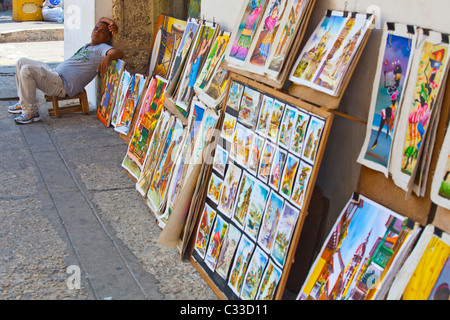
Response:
[8,17,124,124]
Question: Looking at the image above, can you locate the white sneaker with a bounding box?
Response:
[14,112,41,124]
[7,102,22,114]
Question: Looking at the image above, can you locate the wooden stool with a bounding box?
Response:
[45,89,90,118]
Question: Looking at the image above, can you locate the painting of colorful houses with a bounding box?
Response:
[298,195,412,300]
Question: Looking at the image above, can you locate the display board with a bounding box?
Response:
[187,73,334,300]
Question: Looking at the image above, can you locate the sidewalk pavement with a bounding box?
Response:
[0,10,64,43]
[0,11,216,300]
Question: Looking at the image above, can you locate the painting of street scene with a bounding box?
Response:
[298,195,412,300]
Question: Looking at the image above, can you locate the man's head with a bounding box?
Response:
[91,21,112,45]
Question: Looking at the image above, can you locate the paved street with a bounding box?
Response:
[0,14,216,300]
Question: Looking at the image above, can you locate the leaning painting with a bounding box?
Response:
[97,59,125,127]
[297,194,421,300]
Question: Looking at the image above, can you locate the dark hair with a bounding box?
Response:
[98,21,113,37]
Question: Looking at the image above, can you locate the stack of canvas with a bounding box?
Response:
[387,224,450,300]
[165,18,223,115]
[288,10,375,97]
[122,76,169,180]
[358,23,450,198]
[148,14,188,80]
[225,0,313,82]
[297,194,422,300]
[431,121,450,210]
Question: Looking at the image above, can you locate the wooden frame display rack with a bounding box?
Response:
[224,0,316,90]
[187,72,334,300]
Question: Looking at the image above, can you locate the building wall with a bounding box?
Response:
[110,0,189,75]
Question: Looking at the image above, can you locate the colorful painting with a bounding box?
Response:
[358,25,417,174]
[204,214,229,271]
[298,195,411,300]
[207,172,223,204]
[221,112,237,142]
[218,162,243,218]
[241,246,269,300]
[390,225,450,300]
[266,0,309,76]
[291,160,312,209]
[431,121,450,209]
[427,249,450,300]
[226,0,268,65]
[289,110,310,157]
[167,18,200,84]
[147,119,185,212]
[312,13,374,95]
[194,203,217,259]
[191,104,219,168]
[278,105,297,149]
[247,134,265,176]
[115,73,147,135]
[230,123,255,167]
[289,11,374,96]
[258,140,276,182]
[268,147,287,190]
[258,190,284,253]
[279,154,300,199]
[256,259,283,300]
[302,116,325,165]
[149,14,187,79]
[111,70,132,127]
[213,145,229,177]
[195,32,230,91]
[159,137,192,226]
[176,22,218,111]
[97,59,125,127]
[271,202,300,267]
[201,62,231,107]
[238,85,262,128]
[216,224,242,280]
[267,99,285,142]
[233,171,257,229]
[290,11,348,84]
[188,0,201,19]
[244,181,270,241]
[228,234,255,296]
[248,0,289,71]
[135,111,172,196]
[399,42,449,176]
[127,76,168,170]
[256,94,275,137]
[226,80,245,111]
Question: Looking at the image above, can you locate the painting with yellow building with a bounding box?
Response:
[298,194,420,300]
